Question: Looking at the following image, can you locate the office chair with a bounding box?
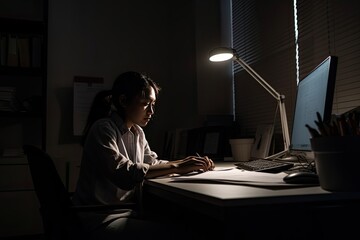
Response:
[23,145,137,240]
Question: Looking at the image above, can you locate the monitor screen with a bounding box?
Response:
[290,56,338,151]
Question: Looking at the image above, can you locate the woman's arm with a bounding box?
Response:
[145,155,214,179]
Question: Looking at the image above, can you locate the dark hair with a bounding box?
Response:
[112,71,161,117]
[81,89,112,146]
[81,71,161,146]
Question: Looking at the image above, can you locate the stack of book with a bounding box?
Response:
[0,86,20,112]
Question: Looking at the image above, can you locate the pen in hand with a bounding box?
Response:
[195,152,215,171]
[193,153,205,173]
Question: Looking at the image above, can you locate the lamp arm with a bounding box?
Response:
[279,100,291,152]
[233,56,280,101]
[233,54,291,158]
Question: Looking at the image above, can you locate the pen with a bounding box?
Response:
[315,112,329,136]
[347,112,360,136]
[305,124,321,138]
[355,111,360,135]
[337,114,347,136]
[329,120,340,136]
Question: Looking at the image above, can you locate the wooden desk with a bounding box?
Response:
[143,162,360,239]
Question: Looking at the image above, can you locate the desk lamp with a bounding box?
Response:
[209,47,290,159]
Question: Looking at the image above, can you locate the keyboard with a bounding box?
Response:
[234,159,294,173]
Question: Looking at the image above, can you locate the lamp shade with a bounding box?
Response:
[209,47,235,62]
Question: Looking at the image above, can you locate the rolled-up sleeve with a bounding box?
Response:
[113,158,150,190]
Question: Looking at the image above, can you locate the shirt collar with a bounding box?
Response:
[110,111,138,135]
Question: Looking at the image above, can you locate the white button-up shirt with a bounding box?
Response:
[73,112,168,205]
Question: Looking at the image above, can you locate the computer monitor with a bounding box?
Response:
[290,56,338,152]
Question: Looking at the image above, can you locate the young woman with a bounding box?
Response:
[73,71,214,239]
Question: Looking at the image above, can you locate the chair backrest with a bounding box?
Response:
[23,145,82,240]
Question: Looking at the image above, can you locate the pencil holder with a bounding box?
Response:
[310,136,360,192]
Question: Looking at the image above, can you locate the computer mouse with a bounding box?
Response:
[283,172,319,184]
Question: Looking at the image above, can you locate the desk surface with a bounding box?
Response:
[145,162,359,205]
[143,162,360,239]
[145,174,360,205]
[144,162,360,220]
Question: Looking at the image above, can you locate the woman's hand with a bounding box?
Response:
[172,155,215,175]
[146,155,215,179]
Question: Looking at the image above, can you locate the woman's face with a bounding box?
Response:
[124,86,156,128]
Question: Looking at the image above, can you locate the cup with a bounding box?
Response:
[310,136,360,192]
[229,138,254,162]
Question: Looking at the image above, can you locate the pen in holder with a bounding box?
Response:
[308,109,360,192]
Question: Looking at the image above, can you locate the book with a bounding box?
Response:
[17,37,30,67]
[7,34,18,67]
[31,36,42,67]
[0,33,7,66]
[250,124,274,159]
[0,87,20,112]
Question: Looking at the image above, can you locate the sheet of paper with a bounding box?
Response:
[171,168,296,186]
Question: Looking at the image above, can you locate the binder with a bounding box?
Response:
[18,37,30,67]
[0,33,7,66]
[7,34,18,67]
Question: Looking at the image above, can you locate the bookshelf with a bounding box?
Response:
[0,0,48,237]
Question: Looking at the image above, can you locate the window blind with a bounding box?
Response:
[297,0,360,115]
[232,0,360,140]
[232,0,296,137]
